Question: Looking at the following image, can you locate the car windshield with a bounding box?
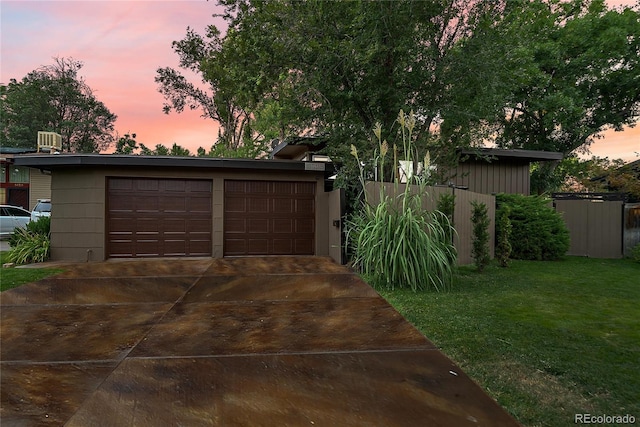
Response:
[35,202,51,212]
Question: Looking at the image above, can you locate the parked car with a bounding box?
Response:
[0,205,32,238]
[31,199,51,221]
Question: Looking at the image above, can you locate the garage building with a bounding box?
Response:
[13,155,342,262]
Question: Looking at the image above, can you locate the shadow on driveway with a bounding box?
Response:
[1,256,519,426]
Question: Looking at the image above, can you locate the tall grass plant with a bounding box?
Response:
[347,110,456,292]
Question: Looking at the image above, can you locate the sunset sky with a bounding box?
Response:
[1,0,638,161]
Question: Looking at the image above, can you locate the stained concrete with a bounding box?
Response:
[0,256,520,426]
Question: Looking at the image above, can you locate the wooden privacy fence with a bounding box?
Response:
[553,193,626,258]
[365,182,495,265]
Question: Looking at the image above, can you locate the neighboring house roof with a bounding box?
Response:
[12,154,336,176]
[0,147,37,156]
[269,136,329,160]
[459,148,563,162]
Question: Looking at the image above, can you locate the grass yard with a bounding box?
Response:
[379,257,640,427]
[0,251,63,292]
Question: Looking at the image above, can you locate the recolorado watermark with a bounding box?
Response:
[575,414,636,424]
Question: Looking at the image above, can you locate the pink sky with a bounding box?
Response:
[1,0,638,161]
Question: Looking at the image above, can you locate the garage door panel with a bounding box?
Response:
[248,181,270,194]
[163,180,186,192]
[188,196,213,212]
[136,196,159,212]
[163,240,187,256]
[272,239,293,254]
[273,181,294,194]
[296,199,314,214]
[107,178,212,258]
[295,218,314,233]
[164,219,186,233]
[273,219,293,233]
[247,239,269,254]
[109,196,134,212]
[295,182,316,194]
[248,219,269,233]
[161,197,186,213]
[188,240,212,256]
[108,218,133,233]
[273,198,293,213]
[135,219,160,233]
[224,180,315,256]
[136,180,159,192]
[249,198,269,213]
[224,239,246,255]
[225,198,246,213]
[225,219,246,234]
[295,239,314,254]
[188,219,212,233]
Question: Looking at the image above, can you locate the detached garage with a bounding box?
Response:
[13,155,340,262]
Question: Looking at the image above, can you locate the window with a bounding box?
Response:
[0,164,6,183]
[9,165,29,183]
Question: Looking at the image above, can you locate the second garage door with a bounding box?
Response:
[107,178,212,258]
[224,180,315,256]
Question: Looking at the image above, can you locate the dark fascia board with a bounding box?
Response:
[459,148,563,162]
[13,154,336,175]
[269,136,329,159]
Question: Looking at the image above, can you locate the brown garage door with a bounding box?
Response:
[107,178,212,258]
[224,180,315,256]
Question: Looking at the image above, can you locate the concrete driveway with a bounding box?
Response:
[1,257,518,426]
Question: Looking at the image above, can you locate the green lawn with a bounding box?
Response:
[0,251,63,292]
[379,257,640,427]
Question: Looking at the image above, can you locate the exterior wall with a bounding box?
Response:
[29,168,52,210]
[444,159,531,195]
[51,169,106,262]
[365,182,495,265]
[50,166,327,262]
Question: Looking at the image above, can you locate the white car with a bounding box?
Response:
[31,199,51,221]
[0,205,32,238]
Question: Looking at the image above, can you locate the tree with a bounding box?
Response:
[158,0,508,164]
[447,1,639,155]
[156,25,260,155]
[114,133,138,155]
[1,57,117,152]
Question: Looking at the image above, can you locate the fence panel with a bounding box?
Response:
[364,182,495,265]
[555,199,623,258]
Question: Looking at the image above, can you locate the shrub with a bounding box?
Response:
[7,216,51,265]
[471,201,491,271]
[495,206,512,267]
[346,110,456,292]
[496,194,569,260]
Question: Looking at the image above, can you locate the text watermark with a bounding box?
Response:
[575,414,636,424]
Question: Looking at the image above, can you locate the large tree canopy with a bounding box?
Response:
[157,0,639,167]
[1,57,117,153]
[446,0,640,155]
[158,0,506,160]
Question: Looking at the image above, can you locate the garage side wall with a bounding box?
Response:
[51,169,105,262]
[50,167,327,261]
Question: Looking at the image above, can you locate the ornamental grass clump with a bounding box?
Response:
[347,110,456,292]
[7,216,51,265]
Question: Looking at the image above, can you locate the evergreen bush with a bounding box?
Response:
[471,201,491,271]
[495,206,512,267]
[496,194,569,260]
